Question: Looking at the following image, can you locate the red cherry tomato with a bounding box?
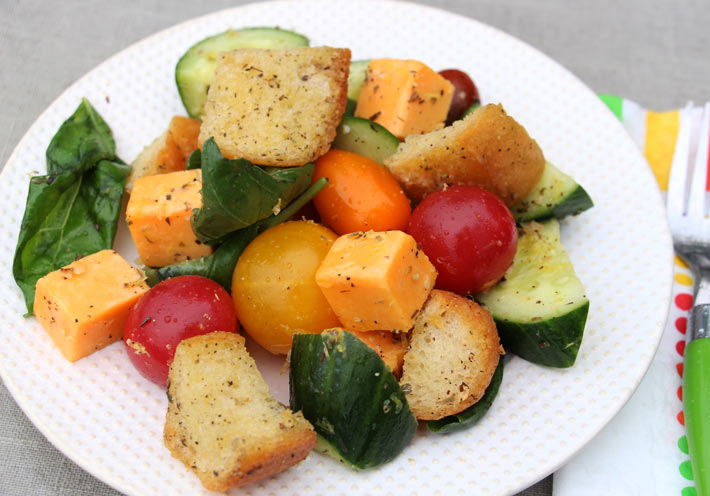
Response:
[439,69,480,125]
[124,275,238,386]
[313,149,411,234]
[407,185,517,295]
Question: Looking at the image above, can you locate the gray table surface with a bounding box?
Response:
[1,0,708,495]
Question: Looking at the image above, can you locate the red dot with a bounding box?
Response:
[678,410,685,425]
[677,386,683,401]
[676,317,687,334]
[677,362,684,377]
[676,340,686,356]
[676,293,693,311]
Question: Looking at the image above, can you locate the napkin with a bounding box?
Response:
[553,96,707,496]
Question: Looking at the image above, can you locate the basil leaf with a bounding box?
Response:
[12,100,129,314]
[426,357,504,434]
[191,139,314,245]
[45,98,115,175]
[145,178,328,291]
[185,149,201,170]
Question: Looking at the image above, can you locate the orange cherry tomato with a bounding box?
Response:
[313,149,411,234]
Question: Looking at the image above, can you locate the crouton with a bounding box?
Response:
[127,116,201,191]
[399,290,501,420]
[164,332,316,491]
[384,104,545,205]
[198,46,350,166]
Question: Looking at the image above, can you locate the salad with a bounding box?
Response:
[11,26,593,492]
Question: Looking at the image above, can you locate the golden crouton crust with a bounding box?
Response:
[198,46,350,166]
[384,103,545,205]
[164,331,316,492]
[399,290,501,420]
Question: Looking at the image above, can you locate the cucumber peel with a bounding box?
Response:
[513,162,593,222]
[476,220,589,368]
[175,27,309,119]
[290,329,417,469]
[332,116,400,165]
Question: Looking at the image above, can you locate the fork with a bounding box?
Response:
[667,102,710,496]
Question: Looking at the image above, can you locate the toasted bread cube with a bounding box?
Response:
[399,290,501,420]
[315,231,437,332]
[354,59,454,139]
[164,331,316,491]
[33,250,149,362]
[126,169,212,267]
[198,46,350,166]
[384,103,546,205]
[126,116,202,192]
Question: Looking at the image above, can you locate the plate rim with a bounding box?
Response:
[0,1,674,494]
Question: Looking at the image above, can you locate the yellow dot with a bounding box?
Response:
[675,256,689,268]
[675,273,693,286]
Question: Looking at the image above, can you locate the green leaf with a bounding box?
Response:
[12,100,129,314]
[145,177,328,291]
[426,358,504,434]
[45,98,115,175]
[185,149,201,170]
[190,139,314,245]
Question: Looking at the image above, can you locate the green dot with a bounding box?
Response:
[680,460,694,480]
[681,486,697,496]
[678,435,689,454]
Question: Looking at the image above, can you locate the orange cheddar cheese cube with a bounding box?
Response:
[33,249,149,362]
[315,230,437,332]
[350,329,409,377]
[354,59,454,139]
[126,169,213,267]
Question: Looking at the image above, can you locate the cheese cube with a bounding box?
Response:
[354,59,454,139]
[126,169,213,267]
[315,231,437,332]
[33,249,149,362]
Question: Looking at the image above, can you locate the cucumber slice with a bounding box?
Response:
[175,27,309,120]
[332,116,400,165]
[290,329,417,469]
[476,220,589,368]
[343,98,357,118]
[512,162,593,222]
[347,59,371,101]
[461,102,480,120]
[426,357,504,434]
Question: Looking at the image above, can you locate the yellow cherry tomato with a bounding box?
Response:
[231,220,340,354]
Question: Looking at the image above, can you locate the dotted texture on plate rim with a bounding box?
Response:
[0,1,673,495]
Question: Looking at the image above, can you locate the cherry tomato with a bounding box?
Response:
[407,185,517,294]
[124,275,237,386]
[231,221,341,354]
[439,69,480,125]
[313,149,411,234]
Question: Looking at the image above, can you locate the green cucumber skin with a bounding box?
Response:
[427,357,504,434]
[494,301,589,368]
[343,98,357,118]
[332,116,400,165]
[290,330,417,469]
[513,162,593,222]
[347,59,371,101]
[549,185,594,219]
[515,185,594,223]
[176,27,309,119]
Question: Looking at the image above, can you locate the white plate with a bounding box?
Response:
[0,1,673,495]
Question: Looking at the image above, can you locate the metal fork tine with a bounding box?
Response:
[687,102,710,219]
[667,103,694,216]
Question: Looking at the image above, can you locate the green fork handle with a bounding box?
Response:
[684,306,710,496]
